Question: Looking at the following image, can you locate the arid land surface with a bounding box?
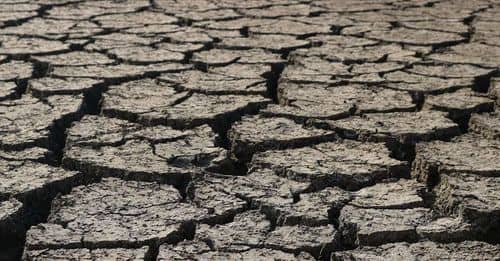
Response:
[0,0,499,260]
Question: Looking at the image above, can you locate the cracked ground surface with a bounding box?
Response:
[0,0,499,260]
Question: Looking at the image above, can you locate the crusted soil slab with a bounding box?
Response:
[332,241,500,260]
[0,151,83,259]
[433,173,500,238]
[350,62,404,75]
[0,158,81,202]
[207,63,271,79]
[0,94,84,150]
[157,240,314,260]
[63,115,225,185]
[24,178,225,251]
[51,63,191,80]
[429,43,500,68]
[406,63,495,79]
[188,176,248,223]
[412,134,500,183]
[267,187,351,226]
[365,28,465,46]
[0,198,23,240]
[228,115,337,163]
[265,83,415,121]
[297,44,408,64]
[102,78,270,129]
[415,217,475,243]
[23,247,150,260]
[0,81,18,101]
[338,176,433,247]
[400,21,469,34]
[158,70,268,95]
[0,36,69,55]
[248,19,332,36]
[383,71,474,95]
[280,57,351,84]
[190,172,354,230]
[108,46,185,64]
[191,48,284,67]
[250,140,409,190]
[339,206,430,246]
[469,112,500,140]
[316,111,460,145]
[196,249,314,260]
[424,89,495,124]
[27,77,102,97]
[196,209,337,258]
[0,147,49,162]
[32,52,114,67]
[192,170,310,211]
[350,179,425,209]
[218,34,310,52]
[195,210,271,251]
[263,225,339,258]
[0,61,33,81]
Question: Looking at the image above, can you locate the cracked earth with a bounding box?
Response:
[0,0,499,260]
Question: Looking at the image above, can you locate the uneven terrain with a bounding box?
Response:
[0,0,499,260]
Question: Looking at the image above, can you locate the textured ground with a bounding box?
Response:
[0,0,499,260]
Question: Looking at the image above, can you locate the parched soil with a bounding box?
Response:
[0,0,499,260]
